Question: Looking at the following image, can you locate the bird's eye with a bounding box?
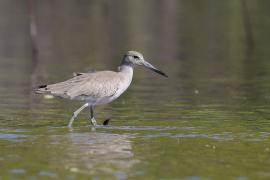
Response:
[133,55,139,59]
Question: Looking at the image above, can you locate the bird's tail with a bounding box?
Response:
[35,85,49,94]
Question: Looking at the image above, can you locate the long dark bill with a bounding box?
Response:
[142,60,168,78]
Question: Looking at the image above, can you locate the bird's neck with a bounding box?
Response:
[118,65,133,89]
[118,57,134,79]
[118,64,134,75]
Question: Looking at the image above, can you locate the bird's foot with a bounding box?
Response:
[89,118,111,127]
[103,118,111,126]
[90,117,97,126]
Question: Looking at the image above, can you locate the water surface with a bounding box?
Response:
[1,0,270,179]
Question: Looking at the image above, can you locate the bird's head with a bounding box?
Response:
[121,51,168,77]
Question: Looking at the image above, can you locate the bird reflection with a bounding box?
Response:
[51,131,139,175]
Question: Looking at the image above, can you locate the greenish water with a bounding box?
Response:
[1,0,270,179]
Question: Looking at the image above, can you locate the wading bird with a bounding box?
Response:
[36,51,168,127]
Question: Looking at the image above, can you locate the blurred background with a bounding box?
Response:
[1,0,270,179]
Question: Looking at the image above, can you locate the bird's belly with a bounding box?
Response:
[73,95,111,105]
[94,88,128,105]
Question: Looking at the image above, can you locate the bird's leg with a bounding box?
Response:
[68,103,89,127]
[90,106,97,126]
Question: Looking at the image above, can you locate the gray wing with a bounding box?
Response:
[36,71,121,100]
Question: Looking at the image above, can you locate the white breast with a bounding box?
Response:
[94,66,133,105]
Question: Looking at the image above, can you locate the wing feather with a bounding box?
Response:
[39,71,122,100]
[66,72,121,99]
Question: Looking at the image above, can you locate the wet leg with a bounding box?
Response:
[90,106,97,126]
[68,103,89,127]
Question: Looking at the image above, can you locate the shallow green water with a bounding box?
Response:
[1,0,270,179]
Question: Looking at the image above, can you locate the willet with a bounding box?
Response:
[36,51,168,127]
